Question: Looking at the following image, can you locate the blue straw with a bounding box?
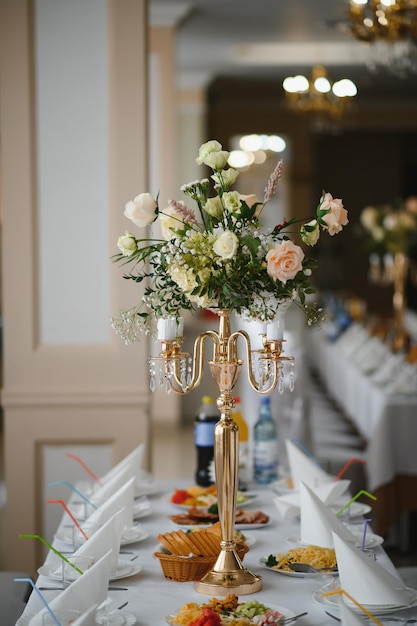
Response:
[362,518,372,552]
[14,578,61,626]
[48,480,97,509]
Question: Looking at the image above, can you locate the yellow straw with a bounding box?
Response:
[323,589,382,625]
[335,490,377,517]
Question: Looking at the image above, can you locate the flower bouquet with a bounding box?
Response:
[360,197,417,256]
[111,140,348,342]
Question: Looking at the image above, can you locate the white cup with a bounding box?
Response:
[72,523,99,550]
[62,554,95,588]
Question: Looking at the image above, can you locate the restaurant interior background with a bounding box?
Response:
[1,0,417,577]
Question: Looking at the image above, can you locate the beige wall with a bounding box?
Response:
[0,0,151,574]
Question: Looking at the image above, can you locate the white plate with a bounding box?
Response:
[329,501,372,519]
[55,523,149,547]
[286,531,383,549]
[259,556,338,578]
[313,580,417,615]
[165,603,295,625]
[16,612,136,626]
[38,558,142,582]
[271,477,294,495]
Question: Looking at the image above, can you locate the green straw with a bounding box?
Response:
[19,534,84,575]
[335,489,377,517]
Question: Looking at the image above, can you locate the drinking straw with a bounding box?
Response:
[322,589,382,626]
[335,489,377,517]
[290,439,322,465]
[45,499,89,541]
[362,518,372,552]
[48,480,98,510]
[335,457,367,480]
[65,453,103,486]
[14,578,61,626]
[19,534,84,574]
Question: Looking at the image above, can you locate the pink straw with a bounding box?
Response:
[45,499,89,541]
[362,518,372,551]
[14,578,62,625]
[66,452,103,486]
[335,490,377,517]
[335,457,367,480]
[19,534,84,574]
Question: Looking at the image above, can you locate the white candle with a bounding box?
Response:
[176,316,184,337]
[157,317,177,340]
[267,317,284,340]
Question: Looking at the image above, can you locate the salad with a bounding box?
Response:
[169,594,287,626]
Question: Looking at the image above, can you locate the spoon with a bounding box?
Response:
[288,562,338,574]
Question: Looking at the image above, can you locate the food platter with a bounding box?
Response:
[165,603,296,625]
[259,556,338,578]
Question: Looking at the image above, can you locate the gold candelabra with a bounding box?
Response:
[149,308,294,595]
[369,251,409,350]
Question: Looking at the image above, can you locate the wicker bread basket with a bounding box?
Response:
[154,542,249,582]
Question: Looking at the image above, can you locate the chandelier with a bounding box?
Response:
[348,0,417,75]
[282,65,357,129]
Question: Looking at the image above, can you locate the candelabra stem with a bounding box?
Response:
[392,252,408,351]
[195,382,262,595]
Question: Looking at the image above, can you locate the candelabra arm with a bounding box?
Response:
[168,330,220,395]
[231,330,283,395]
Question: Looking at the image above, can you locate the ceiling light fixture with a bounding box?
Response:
[348,0,417,75]
[282,65,357,129]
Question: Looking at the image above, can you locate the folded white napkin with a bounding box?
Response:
[340,603,368,626]
[71,604,98,626]
[29,551,112,626]
[332,531,410,607]
[286,439,333,489]
[100,443,145,488]
[58,508,125,577]
[91,464,137,508]
[84,477,135,530]
[300,482,357,548]
[274,479,350,519]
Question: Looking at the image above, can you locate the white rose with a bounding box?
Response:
[196,140,223,165]
[117,231,137,256]
[213,230,239,260]
[204,196,224,220]
[212,168,239,189]
[124,192,157,228]
[203,150,230,171]
[159,205,184,240]
[222,191,242,214]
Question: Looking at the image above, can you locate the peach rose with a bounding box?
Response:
[320,192,348,236]
[266,240,305,284]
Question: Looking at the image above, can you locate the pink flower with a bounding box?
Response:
[266,240,305,284]
[319,192,348,236]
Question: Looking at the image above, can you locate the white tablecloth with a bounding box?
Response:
[307,327,417,492]
[16,480,417,626]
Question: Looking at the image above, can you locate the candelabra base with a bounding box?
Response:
[194,546,262,596]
